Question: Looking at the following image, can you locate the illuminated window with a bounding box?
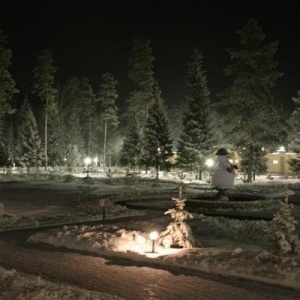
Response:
[273,160,278,164]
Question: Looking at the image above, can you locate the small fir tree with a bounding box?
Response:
[265,189,300,256]
[65,144,82,174]
[158,186,197,248]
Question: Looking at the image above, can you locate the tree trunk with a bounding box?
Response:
[44,98,48,171]
[246,144,253,182]
[103,119,107,169]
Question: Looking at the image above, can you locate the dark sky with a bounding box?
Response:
[1,2,300,112]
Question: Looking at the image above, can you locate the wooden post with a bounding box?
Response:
[99,198,108,222]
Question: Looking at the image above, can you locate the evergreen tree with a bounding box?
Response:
[32,49,57,171]
[0,114,14,167]
[238,146,268,179]
[15,98,43,172]
[288,91,300,153]
[142,83,173,179]
[0,30,18,119]
[47,96,63,167]
[287,91,300,175]
[97,73,119,168]
[0,30,18,166]
[217,18,288,182]
[65,144,82,174]
[177,47,216,173]
[78,77,96,157]
[158,186,196,248]
[126,38,156,133]
[61,77,85,157]
[167,103,185,150]
[265,190,300,256]
[119,118,141,171]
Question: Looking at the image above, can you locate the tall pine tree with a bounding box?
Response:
[0,30,18,119]
[32,49,57,171]
[142,83,173,179]
[287,91,300,174]
[97,73,119,168]
[217,18,288,182]
[61,77,85,157]
[126,38,156,133]
[0,30,18,167]
[177,47,216,173]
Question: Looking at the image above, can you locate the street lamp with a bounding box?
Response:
[156,147,161,180]
[149,231,159,253]
[84,157,92,177]
[206,158,214,183]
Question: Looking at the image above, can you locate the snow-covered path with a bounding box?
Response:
[0,229,299,300]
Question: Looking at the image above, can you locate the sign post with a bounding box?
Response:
[99,197,108,222]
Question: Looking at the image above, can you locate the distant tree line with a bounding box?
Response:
[1,18,300,182]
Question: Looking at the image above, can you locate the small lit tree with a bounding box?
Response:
[265,189,300,256]
[158,186,197,248]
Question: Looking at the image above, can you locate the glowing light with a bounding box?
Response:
[136,235,146,244]
[84,157,91,165]
[149,231,159,253]
[206,158,214,168]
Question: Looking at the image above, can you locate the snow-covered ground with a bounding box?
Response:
[1,173,300,299]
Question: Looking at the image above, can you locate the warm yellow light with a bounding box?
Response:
[84,157,91,165]
[149,231,159,241]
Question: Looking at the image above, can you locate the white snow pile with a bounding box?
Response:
[0,266,126,300]
[27,213,300,289]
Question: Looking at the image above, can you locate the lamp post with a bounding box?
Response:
[205,158,214,183]
[84,157,92,177]
[156,147,161,180]
[149,231,159,253]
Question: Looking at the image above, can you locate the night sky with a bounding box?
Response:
[1,2,300,112]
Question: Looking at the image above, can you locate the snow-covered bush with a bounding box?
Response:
[265,192,300,256]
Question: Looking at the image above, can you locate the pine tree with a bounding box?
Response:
[177,47,216,173]
[217,18,288,182]
[158,186,196,248]
[142,83,173,179]
[119,118,141,171]
[126,38,156,133]
[265,190,300,256]
[32,49,57,171]
[97,73,119,168]
[167,103,185,150]
[287,91,300,175]
[78,77,96,157]
[288,91,300,153]
[65,144,82,174]
[61,77,85,157]
[15,98,43,172]
[0,30,18,119]
[47,96,63,167]
[0,30,18,165]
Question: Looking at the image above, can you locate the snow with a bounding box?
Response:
[1,173,300,299]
